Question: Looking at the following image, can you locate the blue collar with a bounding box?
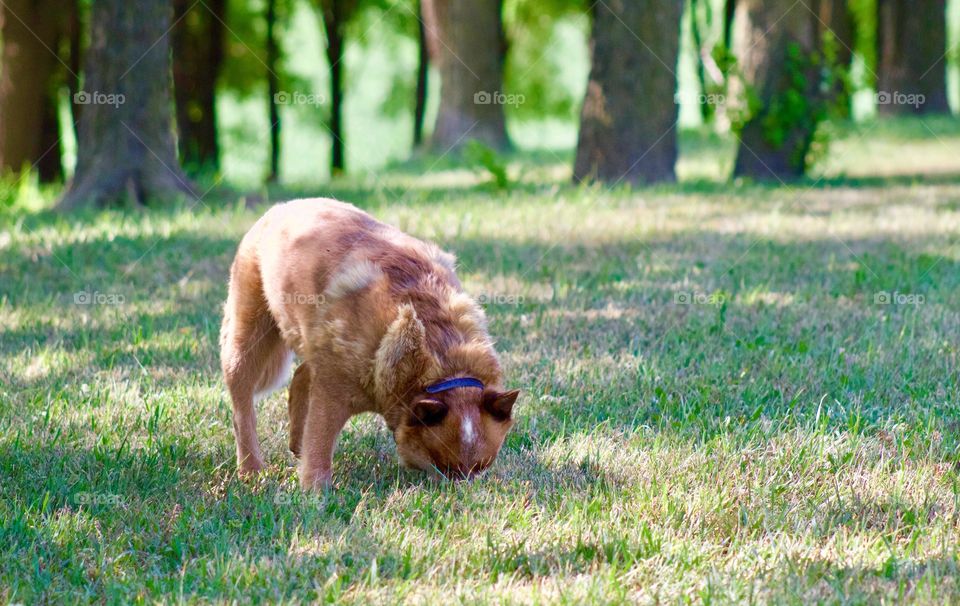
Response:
[425,377,484,394]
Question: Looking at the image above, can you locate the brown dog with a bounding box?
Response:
[219,198,519,489]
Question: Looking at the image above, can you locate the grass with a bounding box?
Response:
[2,119,960,603]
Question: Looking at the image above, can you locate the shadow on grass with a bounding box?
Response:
[814,172,960,189]
[0,427,630,599]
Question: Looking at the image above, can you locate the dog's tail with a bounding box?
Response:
[254,349,294,400]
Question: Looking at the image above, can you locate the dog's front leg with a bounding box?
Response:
[298,381,353,490]
[287,363,311,457]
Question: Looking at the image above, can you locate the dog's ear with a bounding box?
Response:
[374,304,435,400]
[410,399,448,426]
[483,389,519,422]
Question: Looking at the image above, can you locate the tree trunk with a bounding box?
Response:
[690,0,711,122]
[0,0,58,175]
[66,0,83,133]
[429,0,510,151]
[37,89,63,182]
[823,0,854,67]
[822,0,854,117]
[573,0,683,185]
[319,0,347,174]
[172,0,226,175]
[731,0,825,180]
[723,0,736,50]
[413,0,429,148]
[266,0,281,182]
[877,0,949,115]
[57,0,194,210]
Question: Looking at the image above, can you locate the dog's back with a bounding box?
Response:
[241,199,463,359]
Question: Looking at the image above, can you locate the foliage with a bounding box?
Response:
[357,0,421,121]
[502,0,589,121]
[729,31,852,172]
[688,0,730,122]
[0,171,46,213]
[220,0,282,96]
[465,140,511,189]
[848,0,877,90]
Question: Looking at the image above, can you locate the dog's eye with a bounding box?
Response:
[411,399,448,426]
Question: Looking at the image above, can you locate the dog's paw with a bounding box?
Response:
[238,457,266,478]
[299,467,333,491]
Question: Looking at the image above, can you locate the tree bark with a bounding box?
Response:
[66,0,82,133]
[0,0,58,175]
[573,0,683,185]
[877,0,949,115]
[428,0,509,151]
[822,0,854,117]
[319,0,350,174]
[172,0,226,175]
[413,0,429,148]
[37,89,63,182]
[731,0,825,180]
[57,0,194,210]
[822,0,854,67]
[690,0,711,122]
[266,0,281,182]
[723,0,736,50]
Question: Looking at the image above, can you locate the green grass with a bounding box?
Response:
[3,120,960,603]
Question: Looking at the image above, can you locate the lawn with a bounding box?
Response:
[2,120,960,603]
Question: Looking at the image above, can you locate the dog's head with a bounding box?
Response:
[393,384,519,478]
[375,304,519,478]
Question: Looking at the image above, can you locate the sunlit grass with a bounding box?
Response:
[2,121,960,603]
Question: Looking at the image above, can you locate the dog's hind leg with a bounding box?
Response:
[287,363,311,458]
[220,255,289,476]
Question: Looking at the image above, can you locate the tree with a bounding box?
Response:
[573,0,684,185]
[877,0,949,115]
[731,0,846,180]
[425,0,510,151]
[822,0,854,117]
[172,0,226,175]
[66,0,82,123]
[266,0,281,182]
[689,0,712,122]
[723,0,736,50]
[58,0,194,210]
[317,0,359,174]
[37,88,63,183]
[825,1,854,69]
[413,0,430,147]
[689,0,734,124]
[0,0,59,176]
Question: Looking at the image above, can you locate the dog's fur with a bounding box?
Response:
[219,198,519,489]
